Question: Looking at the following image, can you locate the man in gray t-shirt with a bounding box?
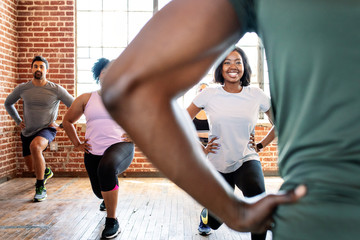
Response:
[4,56,73,202]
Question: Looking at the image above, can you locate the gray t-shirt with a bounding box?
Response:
[4,81,74,137]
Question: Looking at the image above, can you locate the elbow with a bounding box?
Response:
[101,72,141,116]
[4,100,10,109]
[61,121,70,133]
[61,120,69,129]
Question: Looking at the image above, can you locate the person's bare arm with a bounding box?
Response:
[187,103,219,154]
[101,0,305,233]
[251,110,276,152]
[187,103,202,120]
[63,93,91,153]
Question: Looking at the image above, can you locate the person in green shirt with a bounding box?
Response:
[101,0,359,239]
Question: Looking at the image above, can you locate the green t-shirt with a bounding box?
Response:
[228,0,360,239]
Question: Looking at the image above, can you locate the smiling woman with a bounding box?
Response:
[186,47,276,239]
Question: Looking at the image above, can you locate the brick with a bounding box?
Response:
[34,1,50,6]
[28,6,44,11]
[44,17,58,21]
[44,6,58,11]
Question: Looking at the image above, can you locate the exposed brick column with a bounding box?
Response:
[0,0,19,180]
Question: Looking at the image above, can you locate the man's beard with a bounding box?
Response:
[34,71,42,80]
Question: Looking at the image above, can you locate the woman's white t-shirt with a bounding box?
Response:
[193,85,270,173]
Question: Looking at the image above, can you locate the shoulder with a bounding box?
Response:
[244,86,267,96]
[227,0,257,33]
[11,81,33,94]
[245,85,260,92]
[77,92,92,104]
[44,81,62,93]
[202,85,222,95]
[47,81,72,95]
[16,81,32,89]
[195,86,221,102]
[46,81,67,91]
[71,92,92,110]
[46,81,58,88]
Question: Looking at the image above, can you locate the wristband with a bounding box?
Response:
[256,142,264,151]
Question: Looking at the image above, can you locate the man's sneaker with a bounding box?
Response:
[34,186,47,202]
[44,167,53,184]
[101,218,120,239]
[100,200,106,211]
[198,208,211,235]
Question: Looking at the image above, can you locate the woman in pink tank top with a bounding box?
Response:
[63,58,134,239]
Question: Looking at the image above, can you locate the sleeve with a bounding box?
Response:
[226,0,257,33]
[4,85,23,125]
[57,84,74,107]
[192,87,212,109]
[256,88,271,112]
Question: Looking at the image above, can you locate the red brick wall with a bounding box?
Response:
[0,1,279,179]
[256,124,278,175]
[42,123,160,177]
[42,123,277,177]
[0,0,19,179]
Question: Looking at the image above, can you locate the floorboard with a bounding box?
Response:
[0,177,283,240]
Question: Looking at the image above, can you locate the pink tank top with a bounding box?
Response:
[84,91,126,155]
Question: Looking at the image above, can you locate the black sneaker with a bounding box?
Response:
[101,218,120,239]
[100,200,106,211]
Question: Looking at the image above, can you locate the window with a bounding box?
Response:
[76,0,154,95]
[76,0,269,111]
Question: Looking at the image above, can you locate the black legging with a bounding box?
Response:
[84,142,135,199]
[207,160,266,240]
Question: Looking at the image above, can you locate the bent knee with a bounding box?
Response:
[29,140,47,153]
[98,162,117,176]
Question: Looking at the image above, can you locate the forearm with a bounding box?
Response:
[258,126,276,148]
[4,100,22,125]
[62,121,81,147]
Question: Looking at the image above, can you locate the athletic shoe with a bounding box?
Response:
[198,208,211,235]
[101,218,120,239]
[100,200,106,211]
[34,186,47,202]
[44,167,53,184]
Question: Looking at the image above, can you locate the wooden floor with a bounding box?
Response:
[0,177,283,240]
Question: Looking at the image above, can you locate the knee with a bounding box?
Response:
[29,141,43,155]
[98,161,117,179]
[92,188,103,199]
